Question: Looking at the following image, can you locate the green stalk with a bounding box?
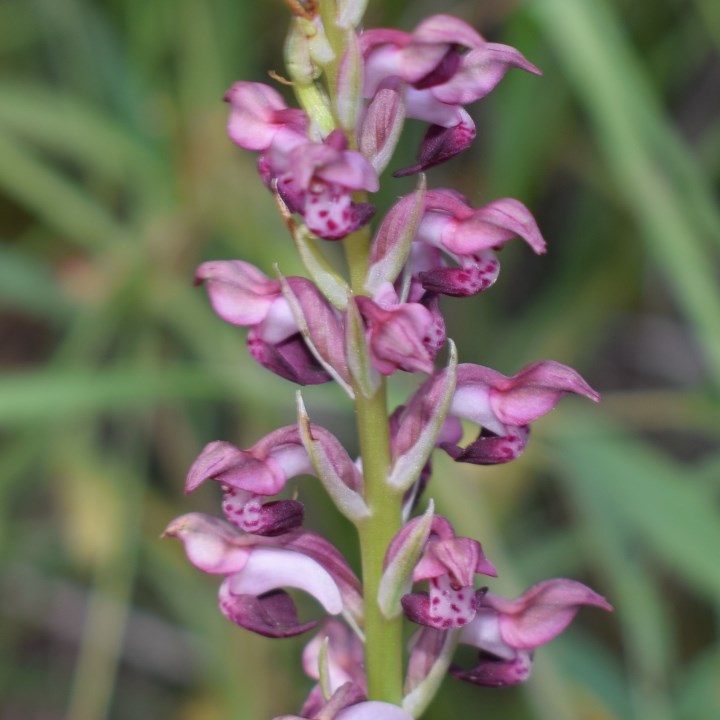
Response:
[345,219,403,704]
[355,381,404,704]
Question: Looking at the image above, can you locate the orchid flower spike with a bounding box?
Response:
[163,513,362,638]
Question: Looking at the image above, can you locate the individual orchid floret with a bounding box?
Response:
[186,424,363,535]
[224,82,378,240]
[354,282,444,376]
[360,15,541,174]
[412,189,546,297]
[164,513,362,638]
[389,515,496,630]
[436,360,600,465]
[453,579,613,686]
[267,129,379,240]
[195,261,347,385]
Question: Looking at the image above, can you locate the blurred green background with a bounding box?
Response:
[1,0,719,718]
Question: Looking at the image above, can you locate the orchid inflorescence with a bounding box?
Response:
[163,2,612,717]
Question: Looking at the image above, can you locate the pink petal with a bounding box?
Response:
[411,14,485,48]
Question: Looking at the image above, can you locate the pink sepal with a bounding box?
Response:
[453,361,600,431]
[224,81,308,152]
[194,260,279,327]
[432,43,542,105]
[162,513,252,574]
[411,14,485,49]
[485,578,613,649]
[428,196,547,256]
[185,434,305,496]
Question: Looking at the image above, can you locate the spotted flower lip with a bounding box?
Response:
[388,514,496,631]
[452,579,613,686]
[163,513,362,638]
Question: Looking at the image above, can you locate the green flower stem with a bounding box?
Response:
[344,220,371,291]
[355,381,404,704]
[345,223,404,704]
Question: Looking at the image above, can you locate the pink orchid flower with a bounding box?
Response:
[164,513,362,638]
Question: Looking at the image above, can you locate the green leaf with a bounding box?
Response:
[0,129,130,250]
[0,365,241,425]
[531,0,720,388]
[550,412,720,602]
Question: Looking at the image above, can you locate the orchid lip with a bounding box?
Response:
[227,547,344,615]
